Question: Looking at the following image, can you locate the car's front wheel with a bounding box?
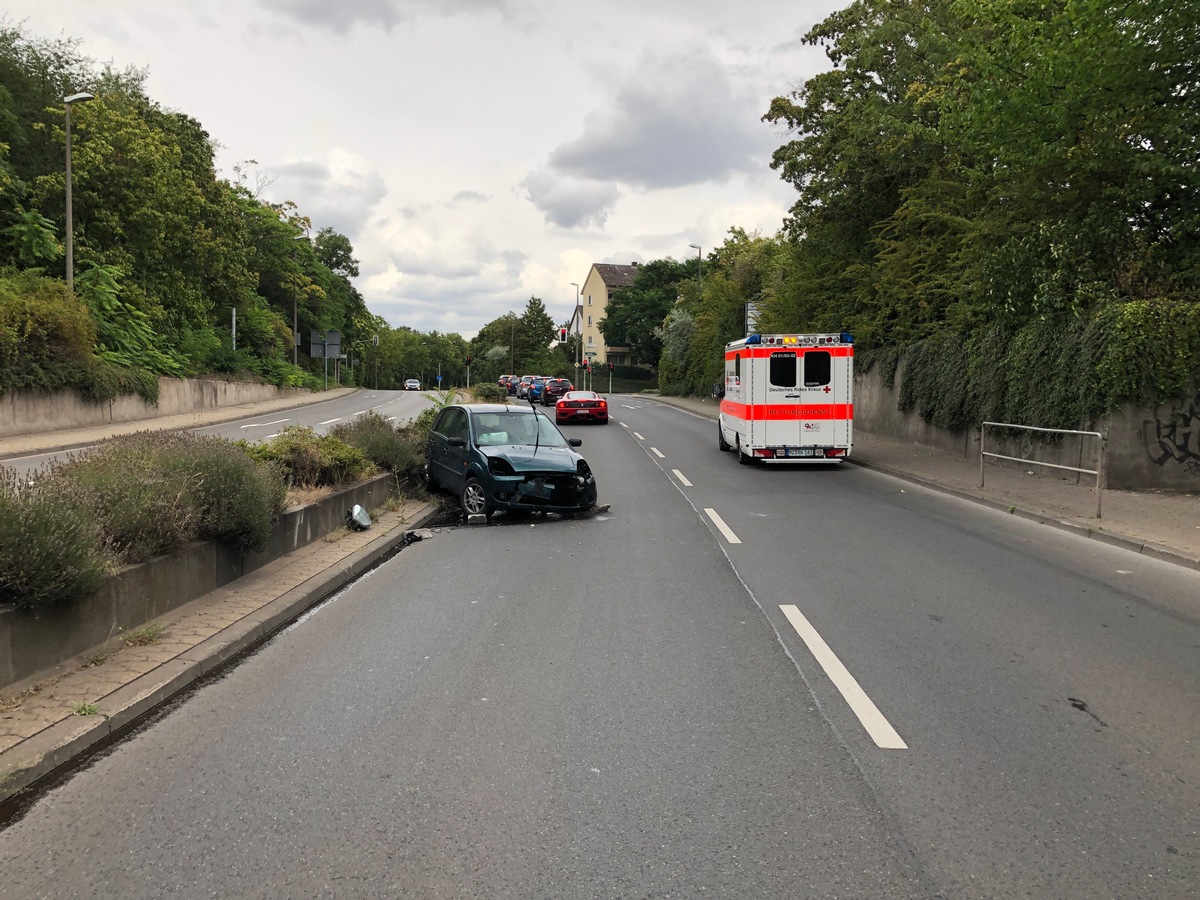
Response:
[461,477,491,518]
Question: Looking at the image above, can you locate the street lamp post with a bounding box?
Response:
[63,92,95,289]
[688,243,702,294]
[570,281,581,374]
[292,233,307,365]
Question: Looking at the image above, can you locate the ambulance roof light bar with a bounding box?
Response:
[743,333,854,345]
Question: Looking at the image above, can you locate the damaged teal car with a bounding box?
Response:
[425,403,599,519]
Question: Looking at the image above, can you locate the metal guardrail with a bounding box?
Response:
[980,422,1106,518]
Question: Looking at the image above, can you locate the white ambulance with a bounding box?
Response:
[715,332,854,464]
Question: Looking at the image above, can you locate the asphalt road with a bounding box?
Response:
[0,396,1196,897]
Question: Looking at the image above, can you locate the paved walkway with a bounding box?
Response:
[2,388,1197,805]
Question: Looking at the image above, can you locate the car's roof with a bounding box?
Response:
[454,403,542,414]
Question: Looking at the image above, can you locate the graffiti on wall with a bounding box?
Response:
[1144,392,1200,476]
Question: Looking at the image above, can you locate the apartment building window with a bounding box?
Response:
[588,315,592,325]
[588,295,592,306]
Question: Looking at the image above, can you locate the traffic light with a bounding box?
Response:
[608,362,614,371]
[465,355,472,365]
[559,327,567,341]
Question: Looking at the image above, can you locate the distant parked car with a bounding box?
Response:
[555,390,608,425]
[404,378,421,391]
[540,378,574,406]
[498,374,516,393]
[516,375,536,398]
[425,403,598,519]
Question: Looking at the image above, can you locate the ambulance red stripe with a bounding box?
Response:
[720,401,853,421]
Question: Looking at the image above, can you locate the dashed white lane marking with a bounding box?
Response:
[240,418,290,429]
[779,604,908,750]
[264,433,279,440]
[318,418,342,425]
[621,422,629,428]
[703,508,742,544]
[672,469,692,486]
[650,447,665,458]
[633,432,645,440]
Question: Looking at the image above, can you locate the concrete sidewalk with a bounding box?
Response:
[643,393,1200,572]
[2,387,1196,806]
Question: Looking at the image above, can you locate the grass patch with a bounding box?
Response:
[72,702,100,716]
[123,623,165,646]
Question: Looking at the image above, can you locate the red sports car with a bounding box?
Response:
[556,390,608,425]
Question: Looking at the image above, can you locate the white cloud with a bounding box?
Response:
[6,0,845,335]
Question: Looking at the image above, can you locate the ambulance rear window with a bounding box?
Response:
[804,350,831,387]
[769,351,797,387]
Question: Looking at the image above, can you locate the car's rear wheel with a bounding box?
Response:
[461,477,491,518]
[736,438,752,465]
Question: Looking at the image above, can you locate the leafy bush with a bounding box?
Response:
[0,467,112,610]
[328,411,426,486]
[243,426,375,488]
[472,383,507,402]
[47,441,199,564]
[173,437,288,554]
[47,432,289,561]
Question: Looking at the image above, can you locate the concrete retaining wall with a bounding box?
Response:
[0,378,307,437]
[855,365,1200,492]
[0,475,396,692]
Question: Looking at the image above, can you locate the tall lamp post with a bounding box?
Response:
[63,92,95,288]
[291,233,307,365]
[570,281,581,374]
[688,243,702,295]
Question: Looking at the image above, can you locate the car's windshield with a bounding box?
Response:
[472,412,569,447]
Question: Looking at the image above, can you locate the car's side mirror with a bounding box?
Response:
[712,383,725,399]
[568,438,582,447]
[448,437,466,448]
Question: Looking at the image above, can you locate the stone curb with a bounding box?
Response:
[0,501,443,805]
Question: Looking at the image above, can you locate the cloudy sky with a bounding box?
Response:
[8,0,847,337]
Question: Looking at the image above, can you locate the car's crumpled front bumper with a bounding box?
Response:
[488,470,597,512]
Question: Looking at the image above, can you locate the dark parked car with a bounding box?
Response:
[425,403,598,519]
[498,374,516,393]
[540,378,574,405]
[555,390,608,425]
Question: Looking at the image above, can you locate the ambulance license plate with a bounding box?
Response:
[784,448,817,458]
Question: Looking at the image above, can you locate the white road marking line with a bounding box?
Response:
[651,447,665,458]
[703,508,742,544]
[672,469,692,486]
[239,418,290,429]
[779,604,908,750]
[264,433,279,440]
[318,418,342,425]
[621,422,629,428]
[633,432,645,440]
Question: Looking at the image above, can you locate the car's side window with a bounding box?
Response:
[432,409,454,436]
[444,408,468,441]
